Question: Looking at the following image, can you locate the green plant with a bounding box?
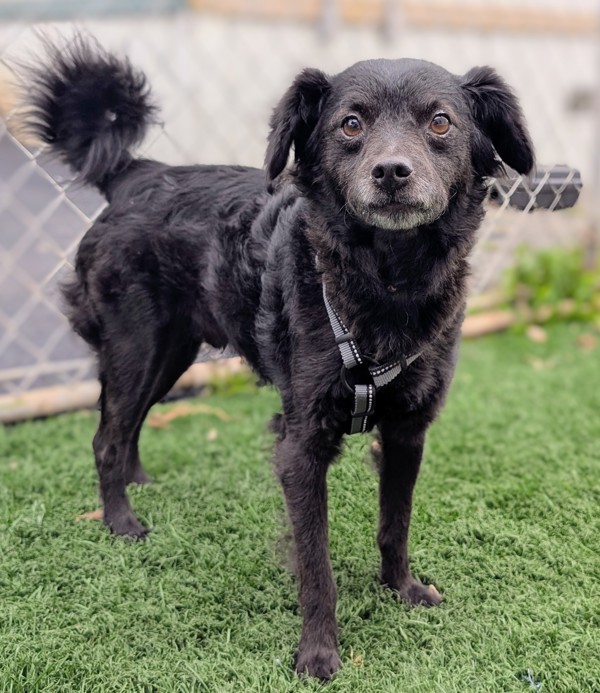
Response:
[503,246,600,322]
[207,367,258,396]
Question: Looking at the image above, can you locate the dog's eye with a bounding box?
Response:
[430,113,451,136]
[341,115,362,138]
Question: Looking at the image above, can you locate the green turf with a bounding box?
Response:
[1,323,599,692]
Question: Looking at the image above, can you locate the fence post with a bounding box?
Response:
[319,0,339,40]
[382,0,404,41]
[586,0,600,269]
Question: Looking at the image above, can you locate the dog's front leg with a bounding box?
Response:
[376,418,442,606]
[275,433,341,680]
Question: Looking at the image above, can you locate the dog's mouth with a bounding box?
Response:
[371,200,424,215]
[350,198,445,231]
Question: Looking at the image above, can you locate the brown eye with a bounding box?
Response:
[342,115,362,137]
[430,113,451,135]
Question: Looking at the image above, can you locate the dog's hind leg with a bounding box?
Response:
[92,309,200,538]
[126,446,151,485]
[93,386,148,538]
[124,333,201,486]
[93,351,156,539]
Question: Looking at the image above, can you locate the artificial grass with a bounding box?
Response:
[0,323,599,692]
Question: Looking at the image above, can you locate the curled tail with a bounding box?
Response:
[24,35,156,192]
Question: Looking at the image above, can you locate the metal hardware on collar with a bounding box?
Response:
[339,365,352,393]
[321,278,422,435]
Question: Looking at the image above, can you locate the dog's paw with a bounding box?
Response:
[105,510,149,540]
[388,577,443,607]
[295,646,341,680]
[127,467,151,485]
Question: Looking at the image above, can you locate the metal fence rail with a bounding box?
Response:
[0,0,597,398]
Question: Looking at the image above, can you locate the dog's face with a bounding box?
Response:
[266,58,534,231]
[319,60,479,230]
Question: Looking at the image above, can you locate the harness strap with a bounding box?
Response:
[322,283,363,368]
[349,383,376,434]
[322,280,422,434]
[369,352,422,387]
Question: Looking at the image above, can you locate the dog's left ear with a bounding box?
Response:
[265,68,330,181]
[462,66,534,176]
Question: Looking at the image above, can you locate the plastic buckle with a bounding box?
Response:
[335,332,355,346]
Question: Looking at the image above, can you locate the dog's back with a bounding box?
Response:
[61,158,267,352]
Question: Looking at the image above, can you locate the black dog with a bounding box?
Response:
[26,38,533,679]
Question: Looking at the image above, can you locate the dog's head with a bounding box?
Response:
[266,58,533,231]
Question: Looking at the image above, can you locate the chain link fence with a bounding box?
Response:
[0,0,597,402]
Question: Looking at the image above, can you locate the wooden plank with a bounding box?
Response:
[188,0,599,35]
[0,358,244,423]
[402,2,599,35]
[188,0,321,21]
[461,310,515,338]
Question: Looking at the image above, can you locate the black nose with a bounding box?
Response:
[371,158,413,191]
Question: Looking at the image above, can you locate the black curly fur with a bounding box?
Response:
[25,34,156,191]
[26,40,534,680]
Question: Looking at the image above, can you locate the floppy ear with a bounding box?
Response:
[265,68,330,181]
[462,66,534,176]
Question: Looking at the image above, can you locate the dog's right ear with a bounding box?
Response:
[265,68,330,181]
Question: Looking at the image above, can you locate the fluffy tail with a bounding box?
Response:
[24,35,156,191]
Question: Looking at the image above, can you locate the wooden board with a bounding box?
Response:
[188,0,599,36]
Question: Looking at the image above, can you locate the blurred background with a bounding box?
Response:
[0,0,598,415]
